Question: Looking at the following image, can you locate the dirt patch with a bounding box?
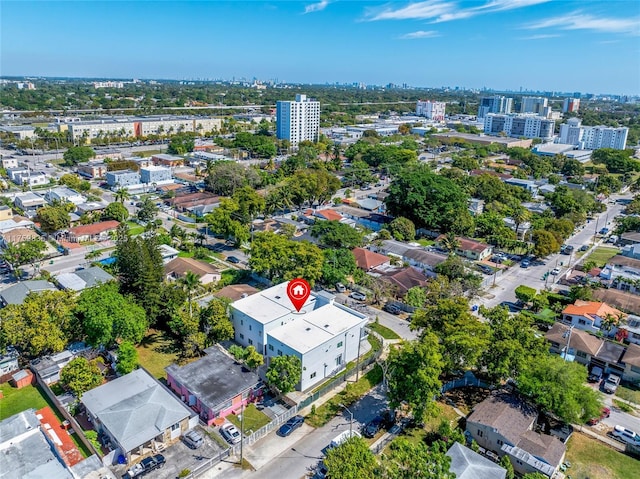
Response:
[443,387,492,415]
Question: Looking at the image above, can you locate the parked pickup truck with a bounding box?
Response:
[125,454,166,478]
[328,430,362,449]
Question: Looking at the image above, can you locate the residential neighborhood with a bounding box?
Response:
[1,2,640,478]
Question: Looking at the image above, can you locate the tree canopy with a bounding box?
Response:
[204,161,261,196]
[266,355,302,394]
[63,146,95,166]
[167,133,195,155]
[311,221,364,249]
[324,437,377,479]
[60,357,103,398]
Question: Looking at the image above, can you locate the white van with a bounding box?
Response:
[328,430,361,449]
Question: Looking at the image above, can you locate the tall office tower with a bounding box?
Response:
[416,100,446,121]
[276,94,320,147]
[558,118,628,150]
[562,98,580,113]
[520,96,548,114]
[477,95,513,119]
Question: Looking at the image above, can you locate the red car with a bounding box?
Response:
[588,407,611,425]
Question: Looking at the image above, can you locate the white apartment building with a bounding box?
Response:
[44,187,86,206]
[93,81,124,89]
[520,96,548,114]
[276,94,320,147]
[230,282,368,391]
[558,118,628,150]
[484,114,555,139]
[478,95,513,119]
[416,100,446,121]
[140,165,172,184]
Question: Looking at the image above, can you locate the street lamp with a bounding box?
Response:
[338,403,353,437]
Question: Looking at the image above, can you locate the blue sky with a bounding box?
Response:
[1,1,639,94]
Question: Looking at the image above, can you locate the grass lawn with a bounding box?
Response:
[612,399,636,414]
[178,251,194,258]
[587,246,620,268]
[384,402,461,451]
[534,308,558,323]
[416,239,435,247]
[136,330,180,379]
[616,385,640,405]
[225,404,271,435]
[126,221,145,236]
[368,322,401,340]
[0,383,48,420]
[565,432,640,479]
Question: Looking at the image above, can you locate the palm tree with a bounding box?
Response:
[114,187,130,204]
[511,206,531,239]
[180,271,202,318]
[441,232,461,254]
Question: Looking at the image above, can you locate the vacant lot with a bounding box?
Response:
[136,330,181,379]
[565,432,640,479]
[226,404,271,435]
[0,383,48,420]
[587,246,619,268]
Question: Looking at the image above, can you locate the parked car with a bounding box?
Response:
[277,415,305,437]
[520,259,531,268]
[612,425,640,445]
[478,265,493,275]
[350,291,366,301]
[362,416,384,438]
[383,304,401,315]
[588,407,611,425]
[335,283,346,293]
[220,423,242,444]
[551,267,561,275]
[580,245,589,252]
[328,430,362,449]
[599,227,610,235]
[588,366,604,383]
[603,374,621,394]
[125,454,166,478]
[183,429,204,449]
[226,256,241,264]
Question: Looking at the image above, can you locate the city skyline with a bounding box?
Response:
[1,1,639,94]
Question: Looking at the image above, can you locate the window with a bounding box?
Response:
[337,341,343,348]
[240,320,243,326]
[239,334,244,340]
[170,423,180,431]
[577,351,587,358]
[248,339,253,345]
[497,439,503,446]
[477,430,483,438]
[579,319,588,325]
[268,344,274,351]
[277,349,283,356]
[335,354,342,366]
[249,325,252,331]
[310,372,316,379]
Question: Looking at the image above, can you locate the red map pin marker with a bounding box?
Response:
[287,278,311,312]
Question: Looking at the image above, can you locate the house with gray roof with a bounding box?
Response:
[466,393,566,478]
[446,442,506,479]
[166,345,263,426]
[55,266,115,292]
[81,368,197,464]
[0,280,56,307]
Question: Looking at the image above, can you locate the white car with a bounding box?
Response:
[612,425,640,445]
[550,267,561,275]
[350,291,366,301]
[220,423,242,444]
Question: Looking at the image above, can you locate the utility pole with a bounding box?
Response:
[339,403,353,437]
[240,401,244,465]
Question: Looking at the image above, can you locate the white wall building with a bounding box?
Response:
[140,165,172,184]
[520,96,548,114]
[478,95,513,119]
[276,94,320,147]
[416,100,445,121]
[558,118,628,150]
[484,114,555,139]
[44,187,86,206]
[230,282,368,391]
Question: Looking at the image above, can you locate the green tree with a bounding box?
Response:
[204,161,261,196]
[244,345,264,370]
[532,229,560,257]
[517,354,602,423]
[249,232,324,286]
[232,185,266,223]
[266,355,302,395]
[36,204,72,233]
[386,336,443,421]
[1,239,46,278]
[75,282,148,347]
[200,299,235,344]
[168,133,195,155]
[137,198,158,223]
[500,455,515,479]
[311,221,364,249]
[180,271,202,318]
[63,146,95,166]
[479,306,548,382]
[324,437,376,479]
[116,341,138,375]
[404,286,426,308]
[204,197,250,245]
[388,217,416,241]
[379,437,455,479]
[561,159,585,177]
[321,248,357,286]
[514,285,537,305]
[60,357,103,398]
[114,187,131,204]
[0,290,76,357]
[102,201,129,221]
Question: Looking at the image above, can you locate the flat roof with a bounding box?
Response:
[165,346,260,410]
[231,282,301,325]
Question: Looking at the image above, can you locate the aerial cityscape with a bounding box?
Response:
[1,1,640,479]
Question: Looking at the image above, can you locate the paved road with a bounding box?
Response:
[207,385,388,479]
[477,193,631,310]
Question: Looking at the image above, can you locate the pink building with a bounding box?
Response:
[165,345,263,426]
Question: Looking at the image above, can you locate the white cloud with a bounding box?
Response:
[366,0,550,22]
[399,30,442,39]
[525,12,640,35]
[304,0,330,14]
[519,33,561,40]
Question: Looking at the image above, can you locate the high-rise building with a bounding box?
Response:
[520,96,548,114]
[477,95,513,119]
[276,94,320,147]
[558,118,628,150]
[484,114,555,139]
[416,100,446,121]
[562,98,580,113]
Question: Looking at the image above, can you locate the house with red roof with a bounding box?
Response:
[352,247,390,271]
[561,300,625,334]
[67,220,119,243]
[435,235,493,261]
